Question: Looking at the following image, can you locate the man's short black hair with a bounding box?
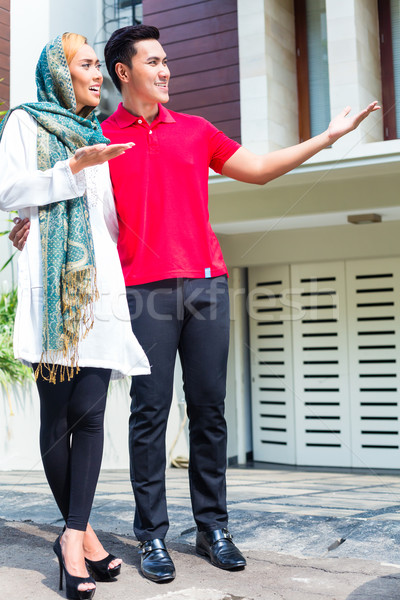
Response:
[104,24,160,92]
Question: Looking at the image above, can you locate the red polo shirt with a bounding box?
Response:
[101,103,241,285]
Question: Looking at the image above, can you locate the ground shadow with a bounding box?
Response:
[346,573,400,599]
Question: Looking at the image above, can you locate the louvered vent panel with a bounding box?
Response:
[291,262,351,466]
[248,266,295,463]
[346,258,400,468]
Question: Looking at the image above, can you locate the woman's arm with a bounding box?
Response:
[0,110,87,211]
[0,110,134,211]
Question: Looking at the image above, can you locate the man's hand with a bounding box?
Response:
[327,101,380,144]
[9,217,30,251]
[69,142,134,175]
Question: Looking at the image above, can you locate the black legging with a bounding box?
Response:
[34,366,111,531]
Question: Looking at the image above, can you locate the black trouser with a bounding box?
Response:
[34,366,111,531]
[126,276,230,541]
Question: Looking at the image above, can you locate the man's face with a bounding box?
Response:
[125,39,170,104]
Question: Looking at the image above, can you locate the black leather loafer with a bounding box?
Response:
[139,538,176,583]
[196,528,246,570]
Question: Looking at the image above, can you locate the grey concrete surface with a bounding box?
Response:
[2,465,400,599]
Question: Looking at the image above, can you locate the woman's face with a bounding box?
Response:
[69,44,103,114]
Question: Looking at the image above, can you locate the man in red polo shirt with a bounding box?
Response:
[10,24,378,585]
[102,28,244,583]
[100,24,378,583]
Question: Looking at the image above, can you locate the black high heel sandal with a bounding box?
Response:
[53,535,96,600]
[85,554,121,581]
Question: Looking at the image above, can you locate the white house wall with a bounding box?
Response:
[0,380,132,470]
[10,0,102,106]
[221,220,400,269]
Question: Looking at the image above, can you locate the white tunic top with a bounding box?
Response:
[0,110,150,379]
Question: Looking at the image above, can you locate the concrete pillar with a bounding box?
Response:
[226,267,252,465]
[237,0,298,153]
[326,0,383,155]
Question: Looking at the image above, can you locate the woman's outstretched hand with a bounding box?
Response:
[327,101,380,144]
[69,142,134,174]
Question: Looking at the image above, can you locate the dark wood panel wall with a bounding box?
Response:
[0,0,9,110]
[143,0,241,142]
[294,0,311,143]
[378,0,397,140]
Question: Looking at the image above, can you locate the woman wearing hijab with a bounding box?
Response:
[0,33,150,599]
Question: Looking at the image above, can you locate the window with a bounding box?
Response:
[109,1,142,25]
[294,0,330,142]
[378,0,400,139]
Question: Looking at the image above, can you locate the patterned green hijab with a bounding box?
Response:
[0,35,109,382]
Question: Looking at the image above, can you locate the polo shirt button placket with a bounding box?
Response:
[147,126,157,152]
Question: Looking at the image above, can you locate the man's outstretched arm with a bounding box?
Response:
[221,102,380,185]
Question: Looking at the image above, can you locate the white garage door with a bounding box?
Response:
[249,257,400,468]
[346,258,400,468]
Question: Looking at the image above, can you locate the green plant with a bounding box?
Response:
[0,288,33,414]
[0,99,32,409]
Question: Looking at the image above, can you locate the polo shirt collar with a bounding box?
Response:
[114,102,175,128]
[156,104,176,124]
